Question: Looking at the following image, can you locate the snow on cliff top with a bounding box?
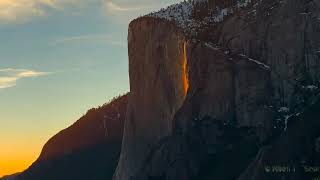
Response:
[147,1,193,29]
[146,0,253,34]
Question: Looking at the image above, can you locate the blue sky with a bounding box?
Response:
[0,0,181,176]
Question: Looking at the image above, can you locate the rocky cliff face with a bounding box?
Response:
[174,41,273,138]
[114,18,188,180]
[216,0,320,108]
[114,0,320,179]
[238,99,320,180]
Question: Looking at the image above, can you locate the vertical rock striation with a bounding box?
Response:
[114,17,188,180]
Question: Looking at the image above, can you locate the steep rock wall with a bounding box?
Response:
[218,0,320,107]
[130,40,272,180]
[174,41,272,140]
[114,17,188,180]
[115,19,273,180]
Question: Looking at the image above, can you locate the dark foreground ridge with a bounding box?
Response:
[5,94,128,180]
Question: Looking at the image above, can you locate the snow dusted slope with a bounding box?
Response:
[145,0,254,36]
[147,1,193,29]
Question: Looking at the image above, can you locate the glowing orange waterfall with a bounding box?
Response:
[182,42,189,96]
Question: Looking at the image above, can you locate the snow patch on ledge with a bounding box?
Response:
[213,8,234,22]
[278,107,290,113]
[204,42,221,50]
[247,58,271,70]
[238,54,270,70]
[303,85,319,91]
[237,0,252,8]
[204,43,271,71]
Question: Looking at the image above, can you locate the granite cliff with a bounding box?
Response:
[114,0,320,179]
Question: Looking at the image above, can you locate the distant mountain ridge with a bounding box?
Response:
[38,94,127,161]
[0,173,20,180]
[14,94,128,180]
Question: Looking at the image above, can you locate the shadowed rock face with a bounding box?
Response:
[39,95,127,162]
[238,99,320,180]
[174,42,273,138]
[132,97,320,180]
[114,0,320,180]
[217,0,320,107]
[113,17,188,180]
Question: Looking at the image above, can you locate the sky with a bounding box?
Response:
[0,0,182,177]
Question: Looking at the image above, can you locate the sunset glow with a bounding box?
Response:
[182,42,189,95]
[0,159,33,177]
[0,137,44,177]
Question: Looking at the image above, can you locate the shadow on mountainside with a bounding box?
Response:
[17,94,128,180]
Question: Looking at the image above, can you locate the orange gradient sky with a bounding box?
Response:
[0,135,47,177]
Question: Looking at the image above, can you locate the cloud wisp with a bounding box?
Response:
[50,34,126,47]
[0,68,50,89]
[0,0,83,23]
[0,0,183,24]
[102,0,183,23]
[104,1,149,12]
